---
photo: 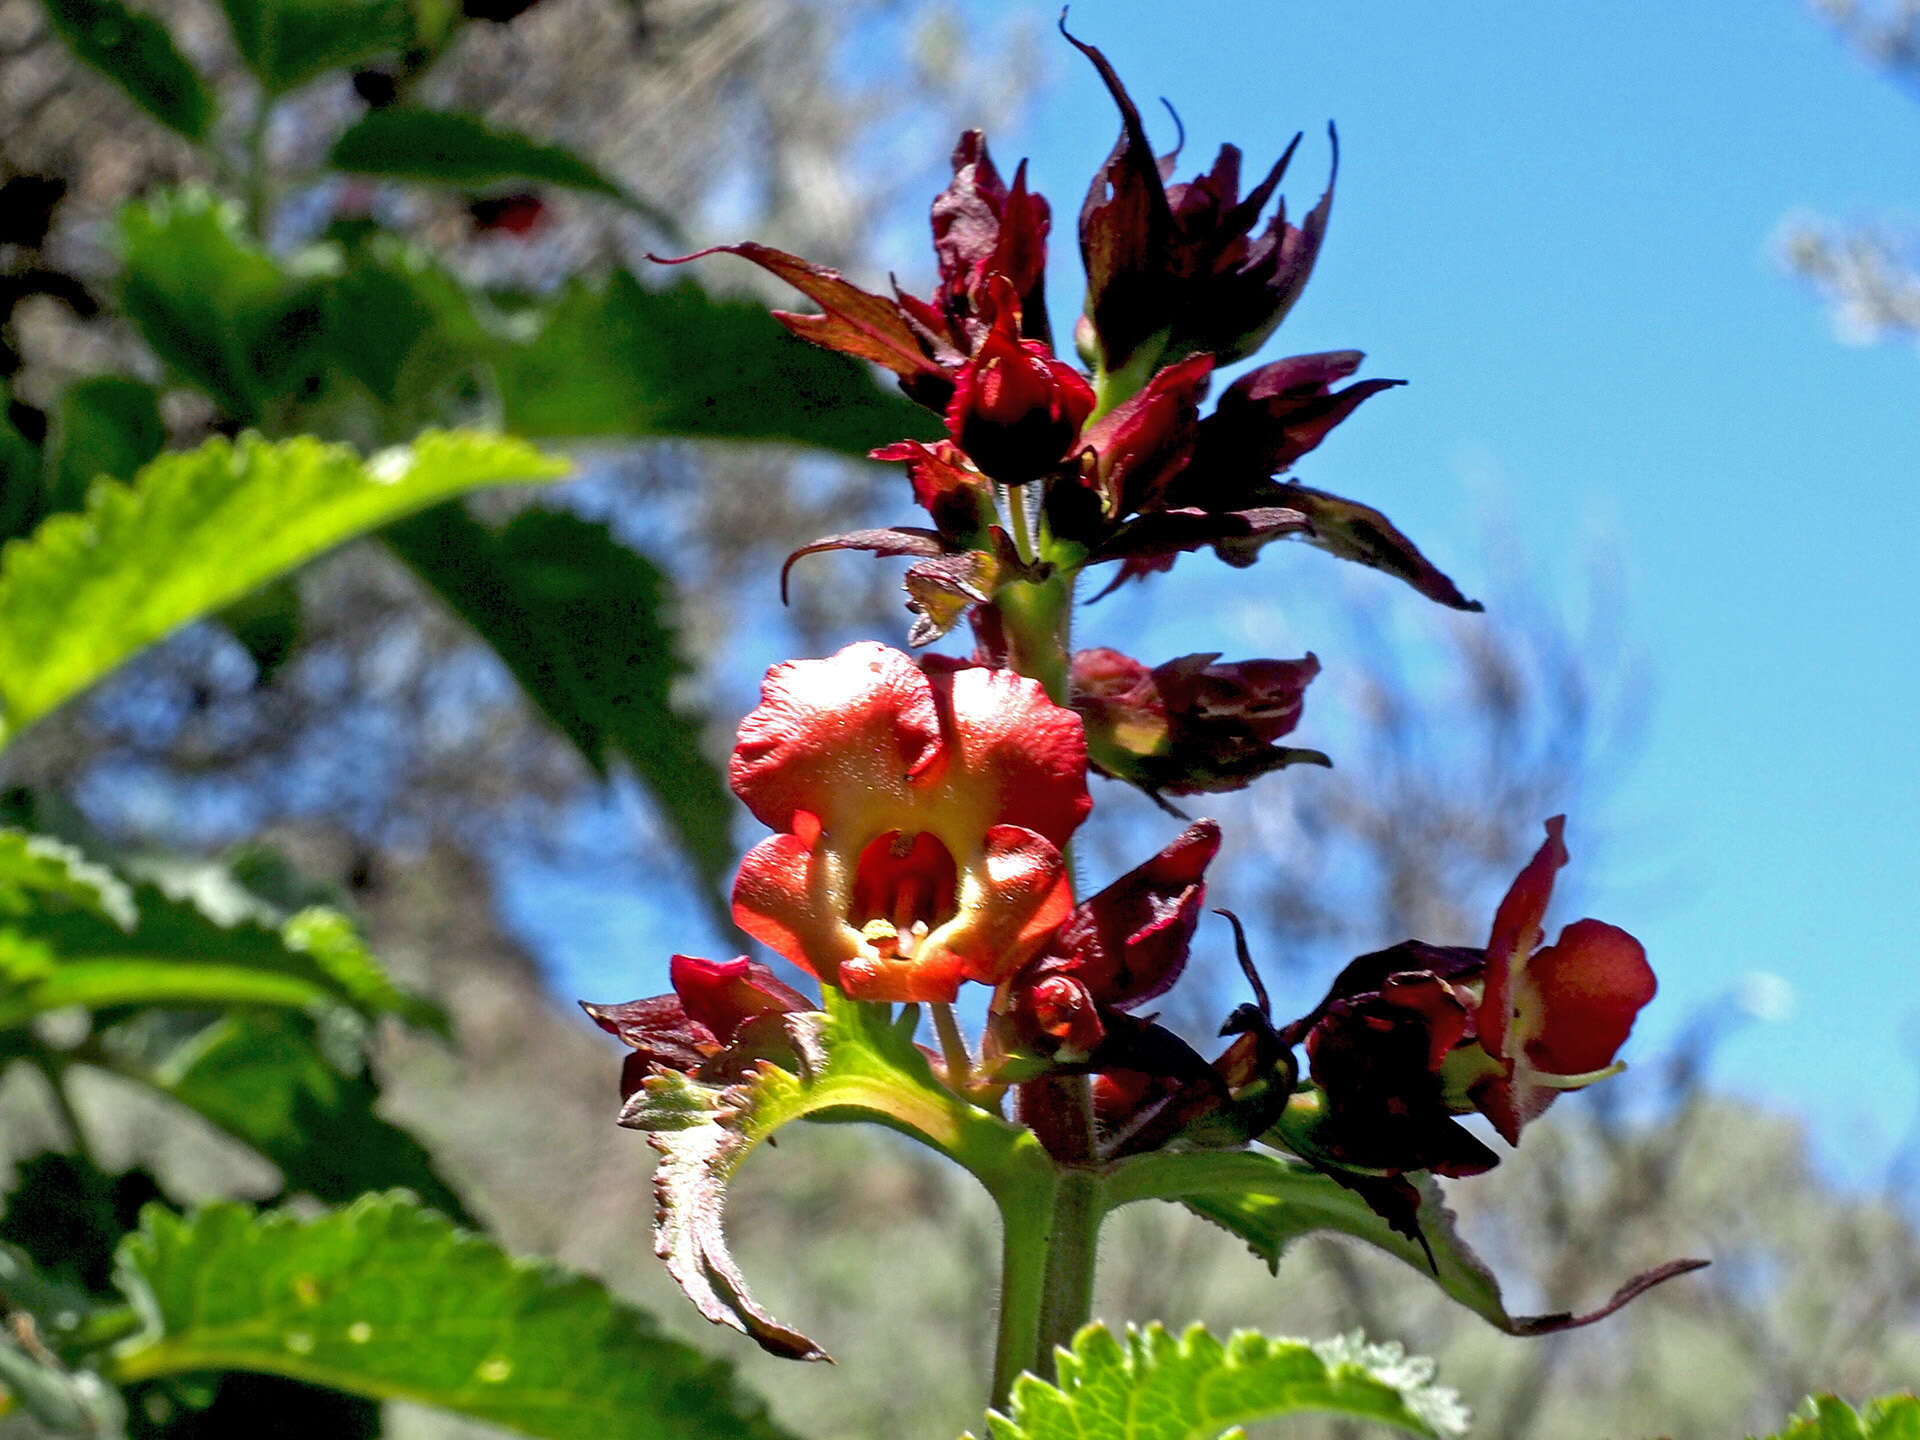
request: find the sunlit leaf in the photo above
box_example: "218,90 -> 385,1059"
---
37,0 -> 215,137
0,841 -> 438,1031
0,827 -> 136,930
1754,1394 -> 1920,1440
968,1322 -> 1467,1440
106,1193 -> 798,1440
0,429 -> 566,748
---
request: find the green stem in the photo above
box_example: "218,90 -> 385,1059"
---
1033,1169 -> 1103,1373
244,95 -> 273,238
990,1180 -> 1052,1408
1006,483 -> 1039,565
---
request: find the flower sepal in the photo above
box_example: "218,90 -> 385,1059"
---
622,988 -> 1052,1361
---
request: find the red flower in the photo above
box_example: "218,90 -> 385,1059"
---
946,288 -> 1096,486
582,954 -> 812,1099
729,643 -> 1090,1003
1072,647 -> 1327,798
1473,816 -> 1657,1142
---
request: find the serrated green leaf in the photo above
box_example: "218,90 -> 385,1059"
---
0,828 -> 136,930
106,1193 -> 797,1440
135,1011 -> 469,1220
0,873 -> 425,1031
625,992 -> 1047,1363
496,272 -> 941,456
119,191 -> 332,421
217,0 -> 411,92
1755,1394 -> 1920,1440
385,505 -> 733,911
329,109 -> 622,197
0,429 -> 566,748
38,0 -> 215,137
47,375 -> 166,514
1110,1148 -> 1703,1339
967,1322 -> 1467,1440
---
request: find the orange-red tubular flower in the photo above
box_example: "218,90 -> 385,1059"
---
1473,816 -> 1658,1143
729,642 -> 1091,1003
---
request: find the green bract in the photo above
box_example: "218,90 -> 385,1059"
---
0,430 -> 567,750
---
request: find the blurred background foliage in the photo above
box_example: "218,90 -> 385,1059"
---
0,0 -> 1917,1436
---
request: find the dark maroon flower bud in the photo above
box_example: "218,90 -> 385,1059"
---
581,954 -> 811,1098
945,287 -> 1095,486
1290,952 -> 1497,1175
1073,647 -> 1327,798
1183,351 -> 1404,499
1159,131 -> 1337,365
870,439 -> 994,541
468,193 -> 548,237
994,821 -> 1219,1070
931,131 -> 1053,349
1064,24 -> 1173,373
1064,24 -> 1339,371
1070,354 -> 1212,521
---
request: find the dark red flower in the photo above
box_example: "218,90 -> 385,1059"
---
1473,817 -> 1658,1143
582,954 -> 812,1099
945,289 -> 1096,486
729,643 -> 1089,1002
995,821 -> 1220,1063
1183,351 -> 1404,499
931,130 -> 1053,349
1290,942 -> 1500,1179
1065,354 -> 1213,523
1064,23 -> 1340,370
1072,647 -> 1328,798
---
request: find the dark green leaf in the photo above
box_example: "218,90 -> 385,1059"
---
219,576 -> 304,683
496,272 -> 941,457
0,1153 -> 164,1295
119,192 -> 328,421
47,375 -> 166,514
0,429 -> 566,748
38,0 -> 214,137
1134,1150 -> 1705,1337
139,1011 -> 469,1220
385,505 -> 733,909
107,1193 -> 799,1440
0,399 -> 44,542
217,0 -> 411,93
969,1322 -> 1467,1440
329,108 -> 620,197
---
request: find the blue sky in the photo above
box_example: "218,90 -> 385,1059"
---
513,3 -> 1920,1185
